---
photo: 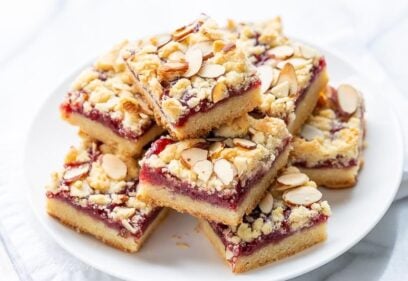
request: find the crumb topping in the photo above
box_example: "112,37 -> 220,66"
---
125,16 -> 259,124
211,166 -> 330,260
142,114 -> 290,194
63,40 -> 155,139
227,17 -> 324,123
46,134 -> 156,236
291,85 -> 365,167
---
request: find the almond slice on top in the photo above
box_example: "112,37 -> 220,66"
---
277,173 -> 309,187
214,159 -> 235,185
277,63 -> 298,96
155,33 -> 172,48
209,141 -> 225,156
212,82 -> 228,103
102,154 -> 128,180
283,186 -> 322,206
198,64 -> 226,78
299,45 -> 318,59
192,160 -> 213,182
232,138 -> 257,149
183,48 -> 203,77
172,24 -> 195,41
191,41 -> 213,60
300,124 -> 323,141
267,45 -> 294,59
257,65 -> 274,94
180,147 -> 208,168
258,192 -> 274,214
63,163 -> 91,182
337,84 -> 359,114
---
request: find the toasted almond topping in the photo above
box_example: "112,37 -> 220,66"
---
277,63 -> 298,96
283,186 -> 322,206
278,58 -> 310,69
155,33 -> 172,48
270,81 -> 289,97
180,148 -> 208,168
275,184 -> 298,191
267,45 -> 294,59
158,61 -> 188,80
172,24 -> 195,41
257,65 -> 274,94
183,48 -> 203,77
211,82 -> 228,103
259,192 -> 274,214
214,159 -> 235,185
168,51 -> 185,61
191,41 -> 213,60
232,138 -> 256,149
208,141 -> 225,156
192,160 -> 213,182
102,154 -> 127,180
63,163 -> 90,182
222,43 -> 236,53
198,64 -> 225,78
300,124 -> 323,140
337,84 -> 359,114
277,173 -> 309,187
299,45 -> 318,59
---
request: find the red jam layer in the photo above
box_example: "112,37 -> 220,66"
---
160,78 -> 261,127
60,94 -> 155,141
292,156 -> 359,169
46,182 -> 162,239
210,207 -> 328,258
140,137 -> 291,210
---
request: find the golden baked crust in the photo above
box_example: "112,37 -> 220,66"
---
125,16 -> 261,139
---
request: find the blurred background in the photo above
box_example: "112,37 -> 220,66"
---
0,0 -> 407,280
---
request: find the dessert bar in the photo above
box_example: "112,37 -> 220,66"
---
60,40 -> 163,156
291,84 -> 365,188
200,166 -> 331,273
46,134 -> 168,252
137,114 -> 291,225
125,16 -> 261,140
228,17 -> 329,133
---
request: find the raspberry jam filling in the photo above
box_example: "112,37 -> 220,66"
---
160,78 -> 261,127
46,182 -> 162,239
140,137 -> 291,210
210,207 -> 328,258
60,95 -> 155,141
292,156 -> 359,169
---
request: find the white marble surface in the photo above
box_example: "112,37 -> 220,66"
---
0,0 -> 407,280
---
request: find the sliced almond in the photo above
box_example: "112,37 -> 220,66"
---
168,51 -> 185,61
191,41 -> 213,60
222,43 -> 236,53
275,184 -> 298,191
192,160 -> 213,182
183,48 -> 203,77
270,81 -> 289,98
283,186 -> 322,206
214,159 -> 235,185
257,65 -> 274,94
211,82 -> 228,103
299,45 -> 318,59
102,154 -> 127,180
278,58 -> 310,69
267,45 -> 294,59
180,148 -> 208,168
277,63 -> 298,96
63,163 -> 90,182
198,64 -> 225,78
209,141 -> 225,156
155,33 -> 172,48
277,173 -> 309,187
172,24 -> 195,41
158,61 -> 188,80
300,124 -> 323,141
232,138 -> 257,149
337,84 -> 359,114
258,192 -> 274,214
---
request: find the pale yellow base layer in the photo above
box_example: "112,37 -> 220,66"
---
288,68 -> 329,134
199,220 -> 327,273
46,197 -> 168,252
137,145 -> 290,226
136,77 -> 261,140
62,112 -> 164,156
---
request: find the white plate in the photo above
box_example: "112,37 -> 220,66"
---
24,44 -> 404,281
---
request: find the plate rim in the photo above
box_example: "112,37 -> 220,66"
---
23,42 -> 405,281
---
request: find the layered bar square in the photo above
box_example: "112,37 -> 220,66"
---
291,84 -> 365,188
125,16 -> 261,140
137,114 -> 291,225
46,134 -> 168,252
60,40 -> 163,156
228,17 -> 329,133
200,166 -> 331,273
